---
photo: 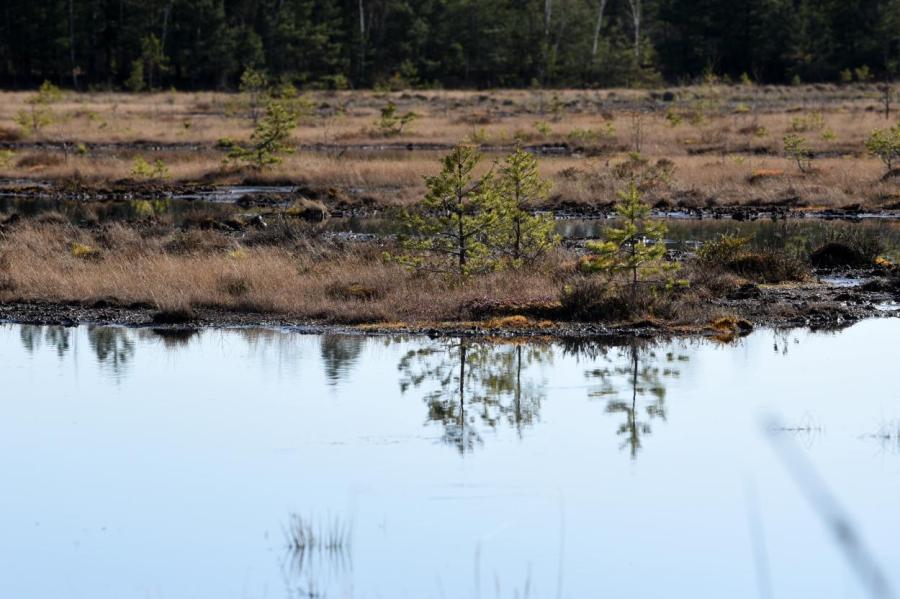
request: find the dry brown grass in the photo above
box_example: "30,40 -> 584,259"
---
0,85 -> 897,211
0,222 -> 567,324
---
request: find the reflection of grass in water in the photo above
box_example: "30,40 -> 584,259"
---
286,514 -> 351,553
283,514 -> 353,597
766,413 -> 824,449
862,419 -> 900,453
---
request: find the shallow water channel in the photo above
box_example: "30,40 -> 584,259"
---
2,320 -> 900,598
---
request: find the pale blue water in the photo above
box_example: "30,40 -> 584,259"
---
1,320 -> 899,598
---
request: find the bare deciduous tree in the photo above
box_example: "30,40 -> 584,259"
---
626,0 -> 642,60
591,0 -> 608,63
544,0 -> 553,40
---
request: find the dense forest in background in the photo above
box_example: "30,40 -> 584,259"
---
1,0 -> 899,90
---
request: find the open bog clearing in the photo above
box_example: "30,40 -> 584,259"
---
1,319 -> 899,598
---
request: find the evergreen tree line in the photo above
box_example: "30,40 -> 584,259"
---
1,0 -> 899,90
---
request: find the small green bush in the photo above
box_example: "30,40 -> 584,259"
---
0,149 -> 15,168
376,101 -> 418,136
783,133 -> 813,173
696,233 -> 807,283
130,156 -> 169,179
696,233 -> 752,266
559,277 -> 632,321
223,99 -> 298,170
789,111 -> 824,133
865,124 -> 900,174
725,251 -> 807,283
15,81 -> 62,135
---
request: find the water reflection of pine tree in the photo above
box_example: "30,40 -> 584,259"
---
397,340 -> 550,453
319,335 -> 364,385
584,340 -> 684,459
87,326 -> 135,377
19,324 -> 71,357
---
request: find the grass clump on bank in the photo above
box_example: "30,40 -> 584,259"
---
0,145 -> 890,333
696,233 -> 808,283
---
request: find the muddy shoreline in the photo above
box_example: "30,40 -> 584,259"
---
0,138 -> 864,160
2,177 -> 899,221
2,275 -> 896,340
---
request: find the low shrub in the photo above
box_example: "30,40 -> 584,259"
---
812,228 -> 882,267
71,242 -> 101,260
151,305 -> 195,324
559,277 -> 632,322
0,252 -> 14,292
747,168 -> 785,184
15,152 -> 64,169
0,126 -> 22,142
485,315 -> 537,329
285,199 -> 329,221
725,251 -> 807,283
35,211 -> 70,225
217,274 -> 251,297
696,233 -> 807,283
695,233 -> 752,266
325,281 -> 382,301
709,315 -> 754,341
809,242 -> 869,268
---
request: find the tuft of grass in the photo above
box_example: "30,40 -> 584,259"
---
725,251 -> 808,283
285,198 -> 329,221
285,514 -> 351,554
217,273 -> 251,297
151,305 -> 195,324
695,234 -> 808,283
325,281 -> 382,301
709,315 -> 754,341
71,242 -> 100,260
485,314 -> 533,328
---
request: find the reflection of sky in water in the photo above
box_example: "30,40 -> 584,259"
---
0,320 -> 899,598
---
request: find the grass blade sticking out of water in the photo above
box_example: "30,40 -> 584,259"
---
764,416 -> 895,599
283,512 -> 353,591
862,419 -> 900,454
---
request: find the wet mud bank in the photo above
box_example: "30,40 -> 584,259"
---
2,177 -> 900,222
1,274 -> 896,340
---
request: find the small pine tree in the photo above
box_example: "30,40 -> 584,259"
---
865,124 -> 900,174
15,81 -> 62,136
377,101 -> 418,136
224,99 -> 298,170
239,68 -> 268,126
495,147 -> 559,266
125,60 -> 145,92
580,181 -> 676,304
131,156 -> 169,179
395,145 -> 500,276
139,34 -> 168,90
783,133 -> 813,173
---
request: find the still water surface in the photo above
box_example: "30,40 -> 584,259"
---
1,320 -> 899,598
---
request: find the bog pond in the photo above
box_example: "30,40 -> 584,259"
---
1,320 -> 899,598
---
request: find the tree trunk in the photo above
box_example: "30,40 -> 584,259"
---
513,179 -> 522,260
458,342 -> 467,427
552,0 -> 568,61
591,0 -> 608,62
544,0 -> 553,40
161,0 -> 174,54
458,211 -> 466,272
514,217 -> 521,261
68,0 -> 77,89
627,0 -> 641,60
357,0 -> 366,82
514,345 -> 522,428
630,239 -> 637,306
